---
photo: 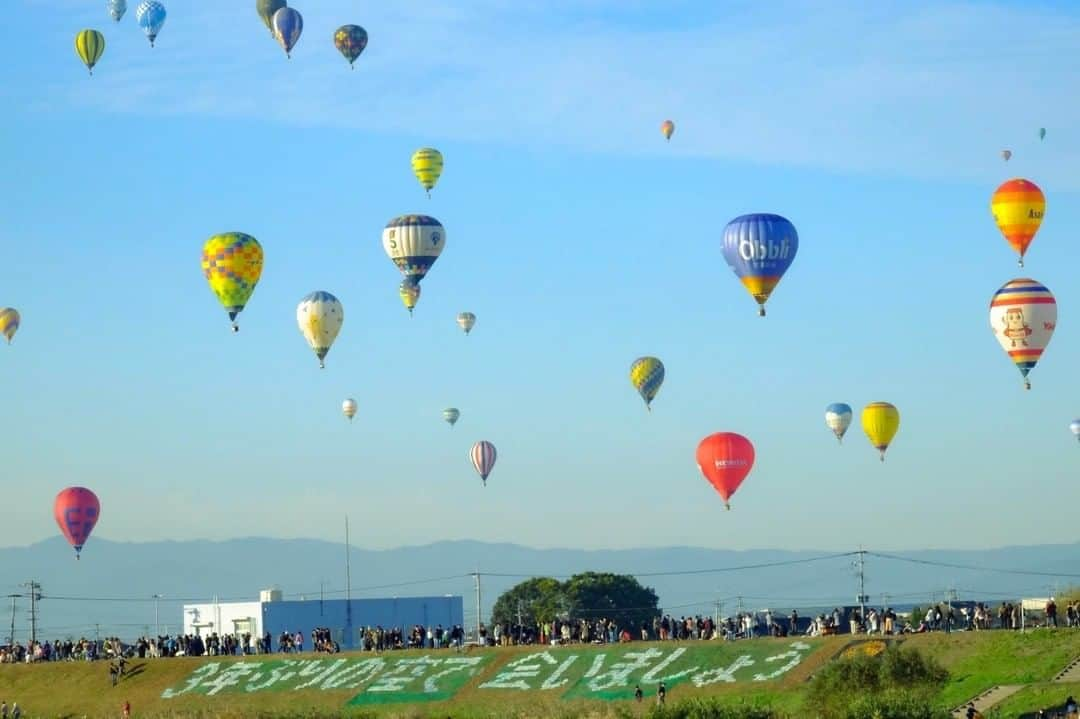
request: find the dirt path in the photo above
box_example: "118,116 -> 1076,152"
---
951,685 -> 1024,717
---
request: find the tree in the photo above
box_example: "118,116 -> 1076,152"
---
490,577 -> 563,627
563,572 -> 659,630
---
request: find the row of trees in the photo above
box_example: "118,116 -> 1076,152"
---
490,573 -> 660,629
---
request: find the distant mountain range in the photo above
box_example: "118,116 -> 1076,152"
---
2,537 -> 1076,641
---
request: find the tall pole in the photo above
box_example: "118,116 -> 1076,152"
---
153,594 -> 162,636
23,581 -> 41,644
474,570 -> 482,643
344,516 -> 353,647
857,550 -> 867,630
7,594 -> 16,646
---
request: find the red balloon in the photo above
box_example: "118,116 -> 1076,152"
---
696,432 -> 755,510
53,487 -> 101,559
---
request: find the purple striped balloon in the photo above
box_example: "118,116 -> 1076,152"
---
470,441 -> 497,486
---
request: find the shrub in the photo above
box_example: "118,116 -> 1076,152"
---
806,645 -> 949,717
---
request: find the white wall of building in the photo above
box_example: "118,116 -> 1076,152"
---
182,601 -> 262,638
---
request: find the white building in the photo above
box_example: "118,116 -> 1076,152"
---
182,588 -> 279,638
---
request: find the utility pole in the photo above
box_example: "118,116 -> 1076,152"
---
22,581 -> 41,644
855,550 -> 867,628
152,594 -> 163,637
473,570 -> 482,644
6,594 -> 17,646
344,516 -> 353,647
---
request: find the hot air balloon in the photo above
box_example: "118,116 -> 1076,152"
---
297,291 -> 343,369
54,487 -> 100,560
629,357 -> 665,412
107,0 -> 127,22
989,278 -> 1056,390
342,398 -> 357,422
721,213 -> 798,316
334,25 -> 367,68
661,120 -> 675,141
457,312 -> 476,335
257,0 -> 286,34
75,29 -> 105,75
443,408 -> 460,427
201,232 -> 263,332
861,402 -> 899,462
696,433 -> 754,510
273,7 -> 303,57
135,1 -> 166,47
411,149 -> 444,198
1001,150 -> 1012,162
399,278 -> 421,316
1070,419 -> 1080,442
382,215 -> 445,282
470,441 -> 497,486
0,308 -> 20,344
824,403 -> 853,443
1039,128 -> 1047,141
991,179 -> 1044,267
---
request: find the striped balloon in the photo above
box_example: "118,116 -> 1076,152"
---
411,148 -> 444,197
75,29 -> 106,75
629,357 -> 665,411
989,278 -> 1056,390
470,441 -> 497,486
272,7 -> 303,57
991,179 -> 1044,267
0,308 -> 20,344
443,408 -> 460,427
107,0 -> 127,22
382,215 -> 445,281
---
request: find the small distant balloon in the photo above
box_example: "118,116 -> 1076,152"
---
989,278 -> 1056,390
342,398 -> 357,422
457,312 -> 476,335
1070,419 -> 1080,442
696,432 -> 755,510
824,403 -> 853,443
399,278 -> 421,316
273,7 -> 303,57
661,120 -> 675,141
334,25 -> 368,68
0,308 -> 20,344
296,291 -> 343,369
75,29 -> 106,75
629,357 -> 665,412
1001,150 -> 1012,162
107,0 -> 127,22
991,178 -> 1044,267
256,0 -> 286,34
443,408 -> 460,427
861,402 -> 900,462
411,148 -> 444,198
54,487 -> 101,560
135,1 -> 166,47
1039,128 -> 1046,141
471,441 -> 497,486
721,213 -> 798,316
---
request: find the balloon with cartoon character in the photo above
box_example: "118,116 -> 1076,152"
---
989,278 -> 1056,390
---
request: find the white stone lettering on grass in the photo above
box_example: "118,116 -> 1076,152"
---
201,663 -> 260,696
320,659 -> 386,690
293,659 -> 349,690
366,656 -> 441,693
244,660 -> 300,692
480,651 -> 560,690
583,654 -> 606,679
540,656 -> 580,690
752,642 -> 811,682
641,648 -> 698,684
161,662 -> 220,698
690,655 -> 756,687
587,648 -> 667,691
423,657 -> 485,694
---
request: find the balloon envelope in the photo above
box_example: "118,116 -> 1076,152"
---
342,398 -> 357,421
382,215 -> 445,281
825,403 -> 853,443
107,0 -> 127,22
0,308 -> 20,344
629,357 -> 665,411
457,312 -> 476,335
1001,150 -> 1012,161
1070,419 -> 1080,441
443,408 -> 460,427
471,441 -> 497,485
861,402 -> 899,461
696,433 -> 755,509
661,120 -> 675,141
989,278 -> 1056,389
75,29 -> 106,74
334,25 -> 368,66
201,232 -> 263,331
135,1 -> 166,46
54,487 -> 101,558
411,148 -> 444,196
273,7 -> 303,56
297,291 -> 344,368
721,213 -> 798,316
991,179 -> 1044,266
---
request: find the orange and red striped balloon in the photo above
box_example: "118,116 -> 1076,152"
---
990,179 -> 1044,267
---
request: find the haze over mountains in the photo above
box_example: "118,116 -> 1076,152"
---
2,537 -> 1076,641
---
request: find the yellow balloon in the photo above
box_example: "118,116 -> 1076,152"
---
411,148 -> 443,197
75,29 -> 106,75
201,233 -> 264,332
861,402 -> 900,462
0,308 -> 20,344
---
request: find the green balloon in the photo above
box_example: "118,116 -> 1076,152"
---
256,0 -> 287,33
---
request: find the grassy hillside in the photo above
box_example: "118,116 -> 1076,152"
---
1,631 -> 1079,718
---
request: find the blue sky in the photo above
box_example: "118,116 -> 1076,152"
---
1,0 -> 1077,553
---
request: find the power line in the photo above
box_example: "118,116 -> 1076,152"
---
867,551 -> 1080,579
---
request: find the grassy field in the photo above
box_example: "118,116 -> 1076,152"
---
1,631 -> 1079,717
